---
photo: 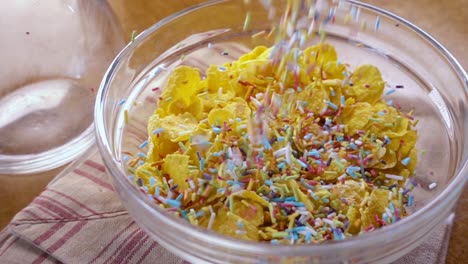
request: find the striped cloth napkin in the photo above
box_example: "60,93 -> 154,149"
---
0,148 -> 451,264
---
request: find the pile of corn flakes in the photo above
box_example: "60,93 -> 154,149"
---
130,43 -> 418,244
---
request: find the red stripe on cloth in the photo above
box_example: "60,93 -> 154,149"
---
122,234 -> 150,264
34,222 -> 66,244
0,234 -> 10,249
73,169 -> 114,191
88,221 -> 135,263
22,209 -> 45,220
33,206 -> 62,220
84,160 -> 107,173
33,198 -> 76,219
46,221 -> 87,253
32,252 -> 50,264
47,189 -> 98,215
41,195 -> 84,217
135,241 -> 158,264
102,227 -> 141,264
0,237 -> 18,257
110,230 -> 146,264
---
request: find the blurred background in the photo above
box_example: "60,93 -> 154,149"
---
0,0 -> 466,262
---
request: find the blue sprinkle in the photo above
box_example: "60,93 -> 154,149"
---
336,136 -> 344,142
152,128 -> 165,134
387,100 -> 394,106
155,187 -> 160,197
277,162 -> 286,169
196,210 -> 205,218
340,95 -> 346,106
207,42 -> 213,48
263,137 -> 272,150
325,118 -> 332,126
346,166 -> 360,178
200,159 -> 205,171
123,155 -> 130,161
217,188 -> 225,193
349,143 -> 357,150
377,111 -> 386,116
138,160 -> 144,166
305,232 -> 312,243
181,210 -> 187,219
401,157 -> 411,166
385,89 -> 396,95
303,182 -> 315,190
324,100 -> 338,110
277,136 -> 285,142
308,149 -> 320,158
271,239 -> 280,245
212,126 -> 222,134
375,16 -> 381,32
293,232 -> 299,241
408,195 -> 414,207
292,226 -> 306,232
209,168 -> 218,173
139,140 -> 149,149
389,203 -> 395,212
176,193 -> 183,201
137,152 -> 147,159
166,199 -> 181,208
297,159 -> 308,169
118,99 -> 126,105
304,133 -> 313,141
265,180 -> 273,186
149,177 -> 156,185
285,197 -> 296,201
218,66 -> 227,72
383,213 -> 389,223
128,175 -> 134,181
330,88 -> 336,97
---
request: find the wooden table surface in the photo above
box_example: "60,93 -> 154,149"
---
1,0 -> 466,263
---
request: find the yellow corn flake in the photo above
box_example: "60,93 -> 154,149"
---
158,66 -> 203,116
233,199 -> 264,226
360,189 -> 389,230
224,98 -> 252,120
331,180 -> 366,214
346,65 -> 385,104
211,208 -> 259,241
346,206 -> 361,235
208,108 -> 235,126
236,190 -> 270,208
148,112 -> 198,143
162,154 -> 190,191
341,102 -> 373,134
399,130 -> 417,157
303,43 -> 338,67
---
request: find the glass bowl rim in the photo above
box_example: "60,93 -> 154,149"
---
95,0 -> 468,255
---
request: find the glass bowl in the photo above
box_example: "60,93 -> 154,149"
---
0,0 -> 124,174
95,0 -> 467,263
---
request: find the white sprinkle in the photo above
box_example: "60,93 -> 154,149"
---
250,96 -> 262,108
428,182 -> 437,189
385,174 -> 404,181
322,218 -> 335,228
207,212 -> 216,230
